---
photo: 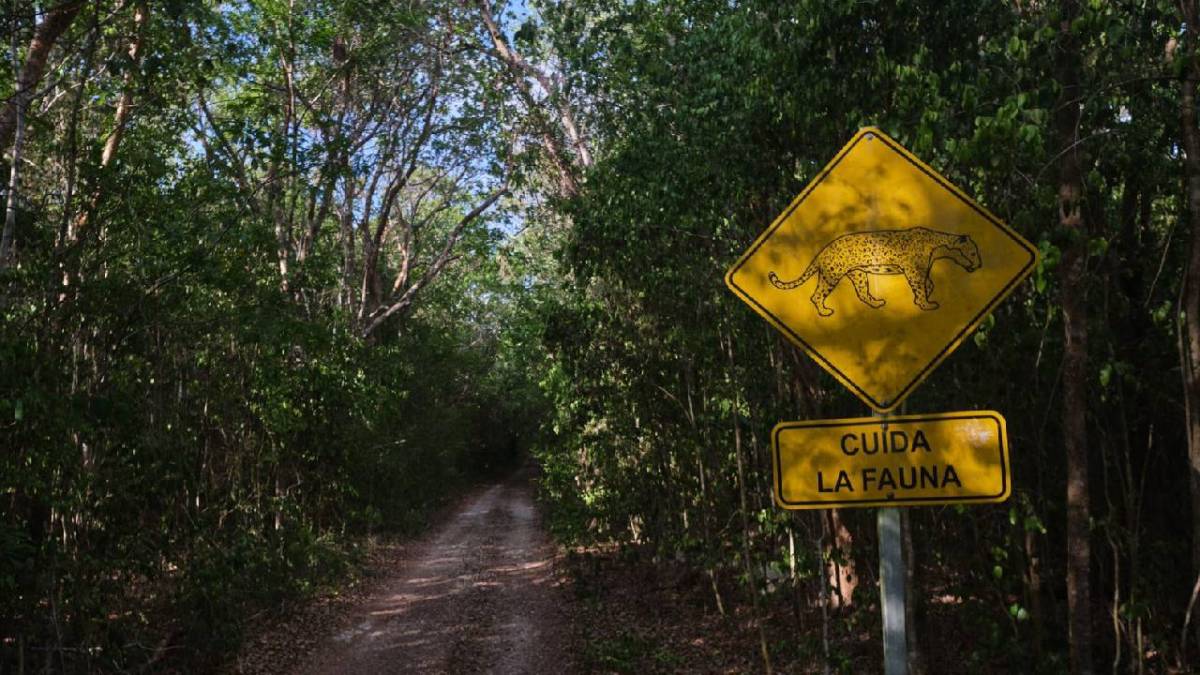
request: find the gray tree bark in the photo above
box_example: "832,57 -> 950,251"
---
1053,2 -> 1093,672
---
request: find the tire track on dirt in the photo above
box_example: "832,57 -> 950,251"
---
294,470 -> 575,674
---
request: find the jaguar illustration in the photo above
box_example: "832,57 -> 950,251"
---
768,227 -> 982,317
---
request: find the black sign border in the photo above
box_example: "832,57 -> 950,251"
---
726,128 -> 1038,411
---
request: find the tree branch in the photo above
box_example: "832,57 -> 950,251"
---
360,184 -> 508,337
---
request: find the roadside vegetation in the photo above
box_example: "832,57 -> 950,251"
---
3,1 -> 1200,673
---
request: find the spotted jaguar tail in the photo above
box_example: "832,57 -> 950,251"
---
769,260 -> 817,290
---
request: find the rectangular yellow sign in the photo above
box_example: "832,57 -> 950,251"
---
772,411 -> 1010,509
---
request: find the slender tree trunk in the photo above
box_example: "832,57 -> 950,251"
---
68,2 -> 147,244
825,508 -> 857,608
1178,3 -> 1200,645
54,19 -> 97,254
1054,2 -> 1093,672
725,329 -> 773,674
1,7 -> 27,269
901,510 -> 926,674
0,1 -> 83,155
816,521 -> 832,675
1026,527 -> 1045,662
473,0 -> 590,196
269,0 -> 298,294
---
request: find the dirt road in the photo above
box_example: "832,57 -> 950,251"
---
295,472 -> 576,674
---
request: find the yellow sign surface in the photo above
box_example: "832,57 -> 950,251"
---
725,128 -> 1037,412
772,411 -> 1010,509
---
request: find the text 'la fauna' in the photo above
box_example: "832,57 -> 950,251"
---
817,428 -> 962,494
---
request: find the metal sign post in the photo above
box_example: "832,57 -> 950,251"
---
875,410 -> 907,675
878,506 -> 907,674
725,127 -> 1034,674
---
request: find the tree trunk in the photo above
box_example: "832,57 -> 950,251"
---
68,2 -> 147,245
1025,527 -> 1045,662
901,510 -> 926,674
825,508 -> 857,608
473,0 -> 590,196
1178,2 -> 1200,646
1,11 -> 28,269
1054,2 -> 1093,672
724,329 -> 773,675
816,518 -> 832,675
0,1 -> 83,155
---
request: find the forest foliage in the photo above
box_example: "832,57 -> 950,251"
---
0,1 -> 541,670
2,0 -> 1200,673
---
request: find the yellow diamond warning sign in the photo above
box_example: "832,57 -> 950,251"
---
772,411 -> 1010,509
725,128 -> 1037,412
